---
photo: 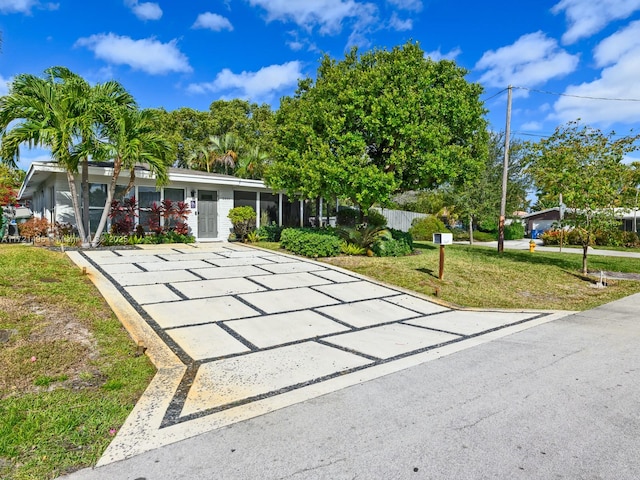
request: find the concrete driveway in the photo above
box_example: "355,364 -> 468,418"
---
67,243 -> 572,466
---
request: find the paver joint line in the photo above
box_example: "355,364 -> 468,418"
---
68,244 -> 575,466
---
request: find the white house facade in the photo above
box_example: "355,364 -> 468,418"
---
18,162 -> 309,241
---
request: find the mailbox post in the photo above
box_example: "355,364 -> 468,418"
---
432,233 -> 453,280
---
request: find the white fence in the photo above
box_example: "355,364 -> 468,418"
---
371,207 -> 428,232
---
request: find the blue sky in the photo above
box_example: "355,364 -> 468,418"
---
2,0 -> 640,170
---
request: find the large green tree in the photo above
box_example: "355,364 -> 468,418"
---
526,121 -> 639,274
266,41 -> 488,213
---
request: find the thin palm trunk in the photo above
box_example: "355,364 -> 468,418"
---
66,170 -> 88,243
91,158 -> 123,247
468,214 -> 474,245
81,157 -> 90,241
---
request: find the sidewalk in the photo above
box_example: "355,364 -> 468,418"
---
62,291 -> 640,479
463,239 -> 640,258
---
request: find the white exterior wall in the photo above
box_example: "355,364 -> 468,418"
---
217,187 -> 234,241
54,176 -> 74,225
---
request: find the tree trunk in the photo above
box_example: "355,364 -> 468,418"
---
81,157 -> 90,242
582,244 -> 589,275
315,197 -> 321,228
91,159 -> 123,247
468,215 -> 474,245
66,170 -> 88,245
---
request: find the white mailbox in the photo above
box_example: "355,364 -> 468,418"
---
432,232 -> 453,245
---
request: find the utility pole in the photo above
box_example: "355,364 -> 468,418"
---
498,85 -> 512,253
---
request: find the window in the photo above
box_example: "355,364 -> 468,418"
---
260,193 -> 279,225
234,191 -> 256,210
87,183 -> 107,233
138,186 -> 161,231
164,188 -> 184,203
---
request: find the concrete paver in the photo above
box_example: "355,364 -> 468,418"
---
65,243 -> 574,470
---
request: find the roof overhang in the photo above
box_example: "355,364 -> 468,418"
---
18,162 -> 272,200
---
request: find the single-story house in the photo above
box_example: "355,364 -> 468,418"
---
523,206 -> 640,238
522,208 -> 561,237
18,162 -> 312,241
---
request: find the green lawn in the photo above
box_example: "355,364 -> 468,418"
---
316,242 -> 640,311
0,245 -> 155,480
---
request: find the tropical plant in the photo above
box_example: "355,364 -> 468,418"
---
228,206 -> 256,241
246,230 -> 263,243
88,107 -> 170,245
340,241 -> 367,255
188,133 -> 242,175
336,225 -> 391,250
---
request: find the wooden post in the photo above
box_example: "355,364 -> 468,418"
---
439,244 -> 445,280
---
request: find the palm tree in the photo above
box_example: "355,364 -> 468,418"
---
187,133 -> 242,175
0,69 -> 91,242
236,145 -> 270,179
88,107 -> 170,246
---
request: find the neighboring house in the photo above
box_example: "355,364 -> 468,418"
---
522,208 -> 561,237
18,162 -> 308,241
523,206 -> 640,238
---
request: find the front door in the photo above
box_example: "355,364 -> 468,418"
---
197,190 -> 218,239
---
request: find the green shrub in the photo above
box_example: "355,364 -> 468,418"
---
473,231 -> 498,242
256,222 -> 283,242
366,210 -> 387,228
280,228 -> 342,257
336,207 -> 359,227
340,242 -> 366,255
228,206 -> 256,241
408,216 -> 448,241
504,222 -> 525,240
372,238 -> 412,257
478,218 -> 498,233
389,228 -> 413,250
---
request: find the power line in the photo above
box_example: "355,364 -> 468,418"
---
482,88 -> 508,102
514,86 -> 640,102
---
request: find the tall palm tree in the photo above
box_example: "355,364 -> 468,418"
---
44,67 -> 137,240
88,107 -> 170,246
0,69 -> 91,242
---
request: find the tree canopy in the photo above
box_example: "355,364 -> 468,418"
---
266,41 -> 488,212
150,99 -> 274,175
525,120 -> 640,273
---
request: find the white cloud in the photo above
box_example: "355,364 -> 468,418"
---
192,12 -> 233,31
75,33 -> 192,75
0,0 -> 57,14
125,0 -> 162,20
0,0 -> 35,13
389,12 -> 412,31
386,0 -> 422,11
520,121 -> 543,131
593,19 -> 640,67
475,31 -> 579,88
424,46 -> 461,61
247,0 -> 377,36
187,61 -> 303,102
551,22 -> 640,126
552,0 -> 640,44
0,74 -> 11,95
